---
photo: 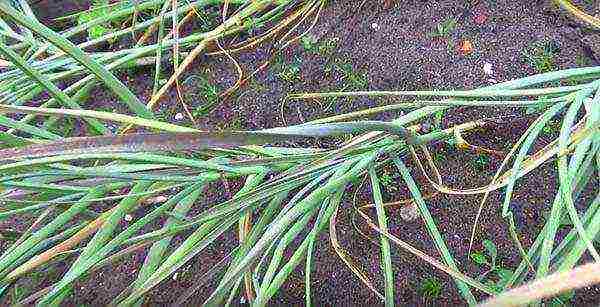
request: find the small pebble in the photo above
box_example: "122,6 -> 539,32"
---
371,22 -> 380,31
173,272 -> 178,280
483,62 -> 494,75
174,113 -> 184,121
400,203 -> 420,222
124,214 -> 133,222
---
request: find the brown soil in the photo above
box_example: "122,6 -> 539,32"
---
2,0 -> 600,306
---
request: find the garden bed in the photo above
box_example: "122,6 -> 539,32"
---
1,0 -> 599,305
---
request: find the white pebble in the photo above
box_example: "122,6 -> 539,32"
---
400,203 -> 420,222
124,214 -> 133,222
371,22 -> 380,31
174,112 -> 184,121
483,62 -> 494,75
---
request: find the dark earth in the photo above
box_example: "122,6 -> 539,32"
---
2,0 -> 600,305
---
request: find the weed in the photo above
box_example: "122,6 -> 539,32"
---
317,38 -> 339,56
471,239 -> 512,292
419,277 -> 443,299
301,35 -> 339,57
183,74 -> 220,117
300,35 -> 318,52
11,283 -> 25,303
78,0 -> 112,40
575,54 -> 592,67
522,40 -> 560,73
433,109 -> 445,130
428,17 -> 457,39
275,55 -> 302,83
379,171 -> 399,192
337,61 -> 368,89
433,153 -> 446,163
78,0 -> 136,41
473,154 -> 490,170
542,120 -> 558,134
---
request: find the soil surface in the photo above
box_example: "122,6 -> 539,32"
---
2,0 -> 600,306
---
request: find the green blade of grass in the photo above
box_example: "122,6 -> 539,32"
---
556,90 -> 599,262
38,180 -> 159,304
120,214 -> 238,305
0,41 -> 107,135
0,120 -> 415,161
255,200 -> 320,302
0,104 -> 194,133
0,182 -> 126,278
0,193 -> 85,220
0,152 -> 252,174
217,193 -> 289,304
368,165 -> 395,306
556,192 -> 600,272
204,154 -> 373,305
258,191 -> 341,306
393,157 -> 476,304
0,114 -> 61,140
0,3 -> 153,118
507,141 -> 598,287
289,84 -> 593,100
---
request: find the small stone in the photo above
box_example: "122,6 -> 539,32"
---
174,113 -> 184,121
400,203 -> 420,222
459,40 -> 474,55
173,272 -> 178,280
483,62 -> 494,75
371,22 -> 380,31
124,214 -> 133,222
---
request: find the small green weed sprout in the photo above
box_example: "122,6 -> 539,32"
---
419,277 -> 443,299
471,239 -> 512,292
300,35 -> 318,52
575,54 -> 592,67
433,153 -> 445,163
433,109 -> 445,130
275,55 -> 302,83
183,74 -> 220,117
474,154 -> 490,170
542,120 -> 559,135
522,40 -> 560,73
301,35 -> 339,57
78,0 -> 112,40
428,17 -> 457,38
337,61 -> 368,89
78,0 -> 135,41
379,171 -> 398,192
